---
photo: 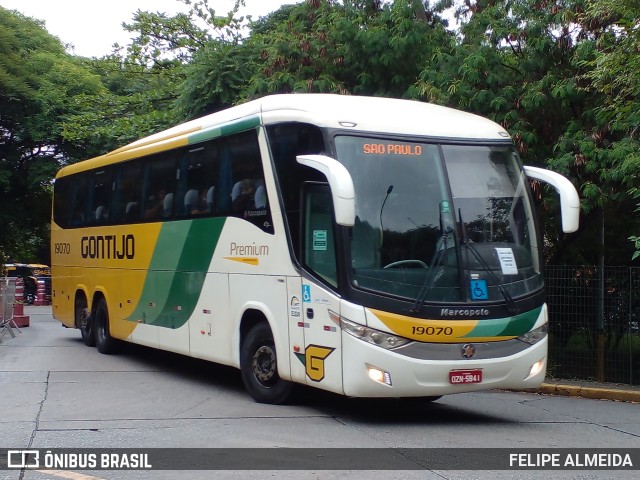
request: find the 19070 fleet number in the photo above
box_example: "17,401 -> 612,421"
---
411,326 -> 453,336
54,242 -> 71,255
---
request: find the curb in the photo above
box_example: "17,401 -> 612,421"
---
530,383 -> 640,403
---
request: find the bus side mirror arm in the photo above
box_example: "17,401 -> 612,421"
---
523,165 -> 580,233
296,154 -> 356,226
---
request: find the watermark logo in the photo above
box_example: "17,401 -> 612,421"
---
8,450 -> 39,469
4,449 -> 152,470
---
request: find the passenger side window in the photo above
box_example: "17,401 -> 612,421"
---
91,170 -> 112,224
54,130 -> 275,229
111,162 -> 142,223
302,183 -> 338,288
53,177 -> 72,228
179,144 -> 218,217
142,155 -> 177,221
223,130 -> 273,234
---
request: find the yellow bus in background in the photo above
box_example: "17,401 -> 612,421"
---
4,263 -> 51,304
51,94 -> 579,404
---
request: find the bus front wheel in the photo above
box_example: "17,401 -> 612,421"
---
76,296 -> 94,347
94,298 -> 118,354
240,323 -> 292,404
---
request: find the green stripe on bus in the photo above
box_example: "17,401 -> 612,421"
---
462,307 -> 541,338
127,217 -> 226,328
188,116 -> 261,145
497,307 -> 541,336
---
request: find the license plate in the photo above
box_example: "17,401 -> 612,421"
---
449,369 -> 483,384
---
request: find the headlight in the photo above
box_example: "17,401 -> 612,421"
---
329,310 -> 411,350
517,323 -> 548,345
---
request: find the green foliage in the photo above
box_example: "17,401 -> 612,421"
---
3,0 -> 640,266
120,0 -> 243,65
60,55 -> 186,157
61,0 -> 251,151
177,42 -> 255,118
580,0 -> 640,260
238,0 -> 451,100
409,0 -> 640,264
0,7 -> 105,262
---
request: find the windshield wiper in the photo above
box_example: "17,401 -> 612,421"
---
458,208 -> 517,315
409,222 -> 453,314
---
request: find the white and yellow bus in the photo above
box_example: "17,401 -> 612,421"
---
51,94 -> 579,404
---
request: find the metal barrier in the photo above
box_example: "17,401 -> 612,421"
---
546,265 -> 640,385
0,277 -> 20,342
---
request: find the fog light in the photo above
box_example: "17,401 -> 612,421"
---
527,358 -> 545,379
367,364 -> 392,386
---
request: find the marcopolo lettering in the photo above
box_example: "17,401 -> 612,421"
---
81,235 -> 135,259
441,308 -> 490,317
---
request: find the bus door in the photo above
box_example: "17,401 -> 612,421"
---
295,183 -> 344,395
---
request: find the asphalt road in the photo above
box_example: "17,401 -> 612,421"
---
1,306 -> 639,480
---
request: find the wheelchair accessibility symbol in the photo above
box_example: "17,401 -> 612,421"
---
302,284 -> 312,303
470,279 -> 488,300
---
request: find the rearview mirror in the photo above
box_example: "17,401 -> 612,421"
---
296,154 -> 355,226
524,165 -> 580,233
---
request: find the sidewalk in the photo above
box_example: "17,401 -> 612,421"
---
534,378 -> 640,403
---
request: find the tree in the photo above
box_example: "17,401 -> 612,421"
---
62,0 -> 251,147
411,0 -> 639,265
581,0 -> 640,259
174,0 -> 264,118
236,0 -> 451,99
60,54 -> 186,158
4,0 -> 639,270
0,7 -> 104,261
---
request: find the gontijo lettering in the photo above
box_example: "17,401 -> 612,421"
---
363,143 -> 423,155
81,234 -> 135,259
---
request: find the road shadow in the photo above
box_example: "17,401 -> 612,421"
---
63,334 -> 511,425
291,386 -> 512,425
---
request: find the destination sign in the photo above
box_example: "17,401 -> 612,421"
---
362,143 -> 423,155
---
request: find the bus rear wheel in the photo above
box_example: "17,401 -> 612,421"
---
94,298 -> 118,354
240,323 -> 292,404
76,296 -> 94,347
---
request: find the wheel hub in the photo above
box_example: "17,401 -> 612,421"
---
252,345 -> 276,384
77,308 -> 89,329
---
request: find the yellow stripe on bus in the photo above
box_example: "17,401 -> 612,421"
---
57,137 -> 189,177
224,257 -> 260,266
368,308 -> 478,343
107,125 -> 202,156
50,222 -> 163,334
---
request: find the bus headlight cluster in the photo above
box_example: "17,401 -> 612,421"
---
517,323 -> 548,345
329,310 -> 411,350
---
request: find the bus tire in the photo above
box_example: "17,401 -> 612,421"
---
240,322 -> 293,404
76,295 -> 94,347
94,298 -> 118,354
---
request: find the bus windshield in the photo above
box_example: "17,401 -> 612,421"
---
334,136 -> 541,304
